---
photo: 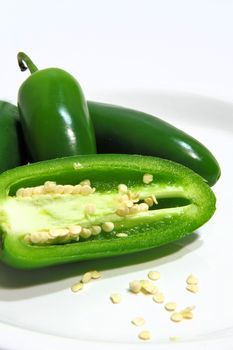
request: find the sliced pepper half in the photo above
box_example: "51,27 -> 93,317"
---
0,154 -> 216,269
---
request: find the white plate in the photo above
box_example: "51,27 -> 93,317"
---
0,91 -> 232,350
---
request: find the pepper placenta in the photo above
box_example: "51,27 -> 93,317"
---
0,101 -> 26,173
17,52 -> 96,161
0,154 -> 215,269
87,101 -> 221,186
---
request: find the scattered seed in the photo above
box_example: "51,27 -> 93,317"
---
71,282 -> 83,293
164,302 -> 176,312
148,271 -> 160,281
138,330 -> 151,341
186,284 -> 199,293
170,312 -> 183,322
153,292 -> 165,303
82,272 -> 92,283
129,280 -> 142,293
169,336 -> 180,342
186,274 -> 198,285
181,310 -> 193,319
143,174 -> 153,184
110,293 -> 122,304
141,280 -> 156,294
102,222 -> 114,233
131,317 -> 145,326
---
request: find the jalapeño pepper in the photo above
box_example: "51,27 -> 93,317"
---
17,52 -> 96,161
0,154 -> 215,269
87,101 -> 221,186
0,101 -> 26,173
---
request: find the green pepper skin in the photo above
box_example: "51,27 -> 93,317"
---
17,52 -> 96,161
0,101 -> 27,173
0,154 -> 215,269
87,101 -> 220,186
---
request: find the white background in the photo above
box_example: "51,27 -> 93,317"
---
0,0 -> 233,104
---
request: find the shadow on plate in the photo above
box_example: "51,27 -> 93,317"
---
0,232 -> 202,301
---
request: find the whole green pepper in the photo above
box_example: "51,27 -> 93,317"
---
17,52 -> 96,161
87,101 -> 221,186
0,154 -> 215,269
0,101 -> 27,173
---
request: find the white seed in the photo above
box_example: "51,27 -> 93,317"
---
63,185 -> 74,194
148,271 -> 160,281
90,270 -> 101,279
116,233 -> 128,238
44,181 -> 57,193
16,188 -> 24,197
186,274 -> 198,285
110,293 -> 122,304
73,184 -> 82,194
131,317 -> 145,326
118,184 -> 128,193
186,284 -> 199,293
82,272 -> 92,283
143,173 -> 153,184
153,292 -> 165,303
80,185 -> 93,195
124,200 -> 134,208
69,225 -> 82,235
91,226 -> 101,235
119,194 -> 129,202
144,197 -> 154,207
71,282 -> 83,293
32,185 -> 44,195
165,302 -> 177,312
129,280 -> 142,293
116,205 -> 129,217
129,204 -> 140,214
80,228 -> 92,239
139,203 -> 149,212
181,310 -> 193,319
138,330 -> 151,341
50,228 -> 69,237
84,204 -> 96,215
30,232 -> 44,244
129,191 -> 140,203
141,280 -> 156,294
170,312 -> 183,322
102,222 -> 114,233
22,188 -> 33,197
80,179 -> 91,186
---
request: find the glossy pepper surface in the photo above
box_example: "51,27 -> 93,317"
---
0,154 -> 215,269
17,52 -> 96,161
0,101 -> 26,173
87,101 -> 220,186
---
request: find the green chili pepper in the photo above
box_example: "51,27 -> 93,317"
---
87,101 -> 220,186
0,101 -> 27,173
0,154 -> 215,269
17,52 -> 96,161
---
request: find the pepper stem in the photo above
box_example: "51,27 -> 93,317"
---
17,52 -> 38,74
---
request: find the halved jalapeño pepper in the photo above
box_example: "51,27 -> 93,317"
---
0,154 -> 216,269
